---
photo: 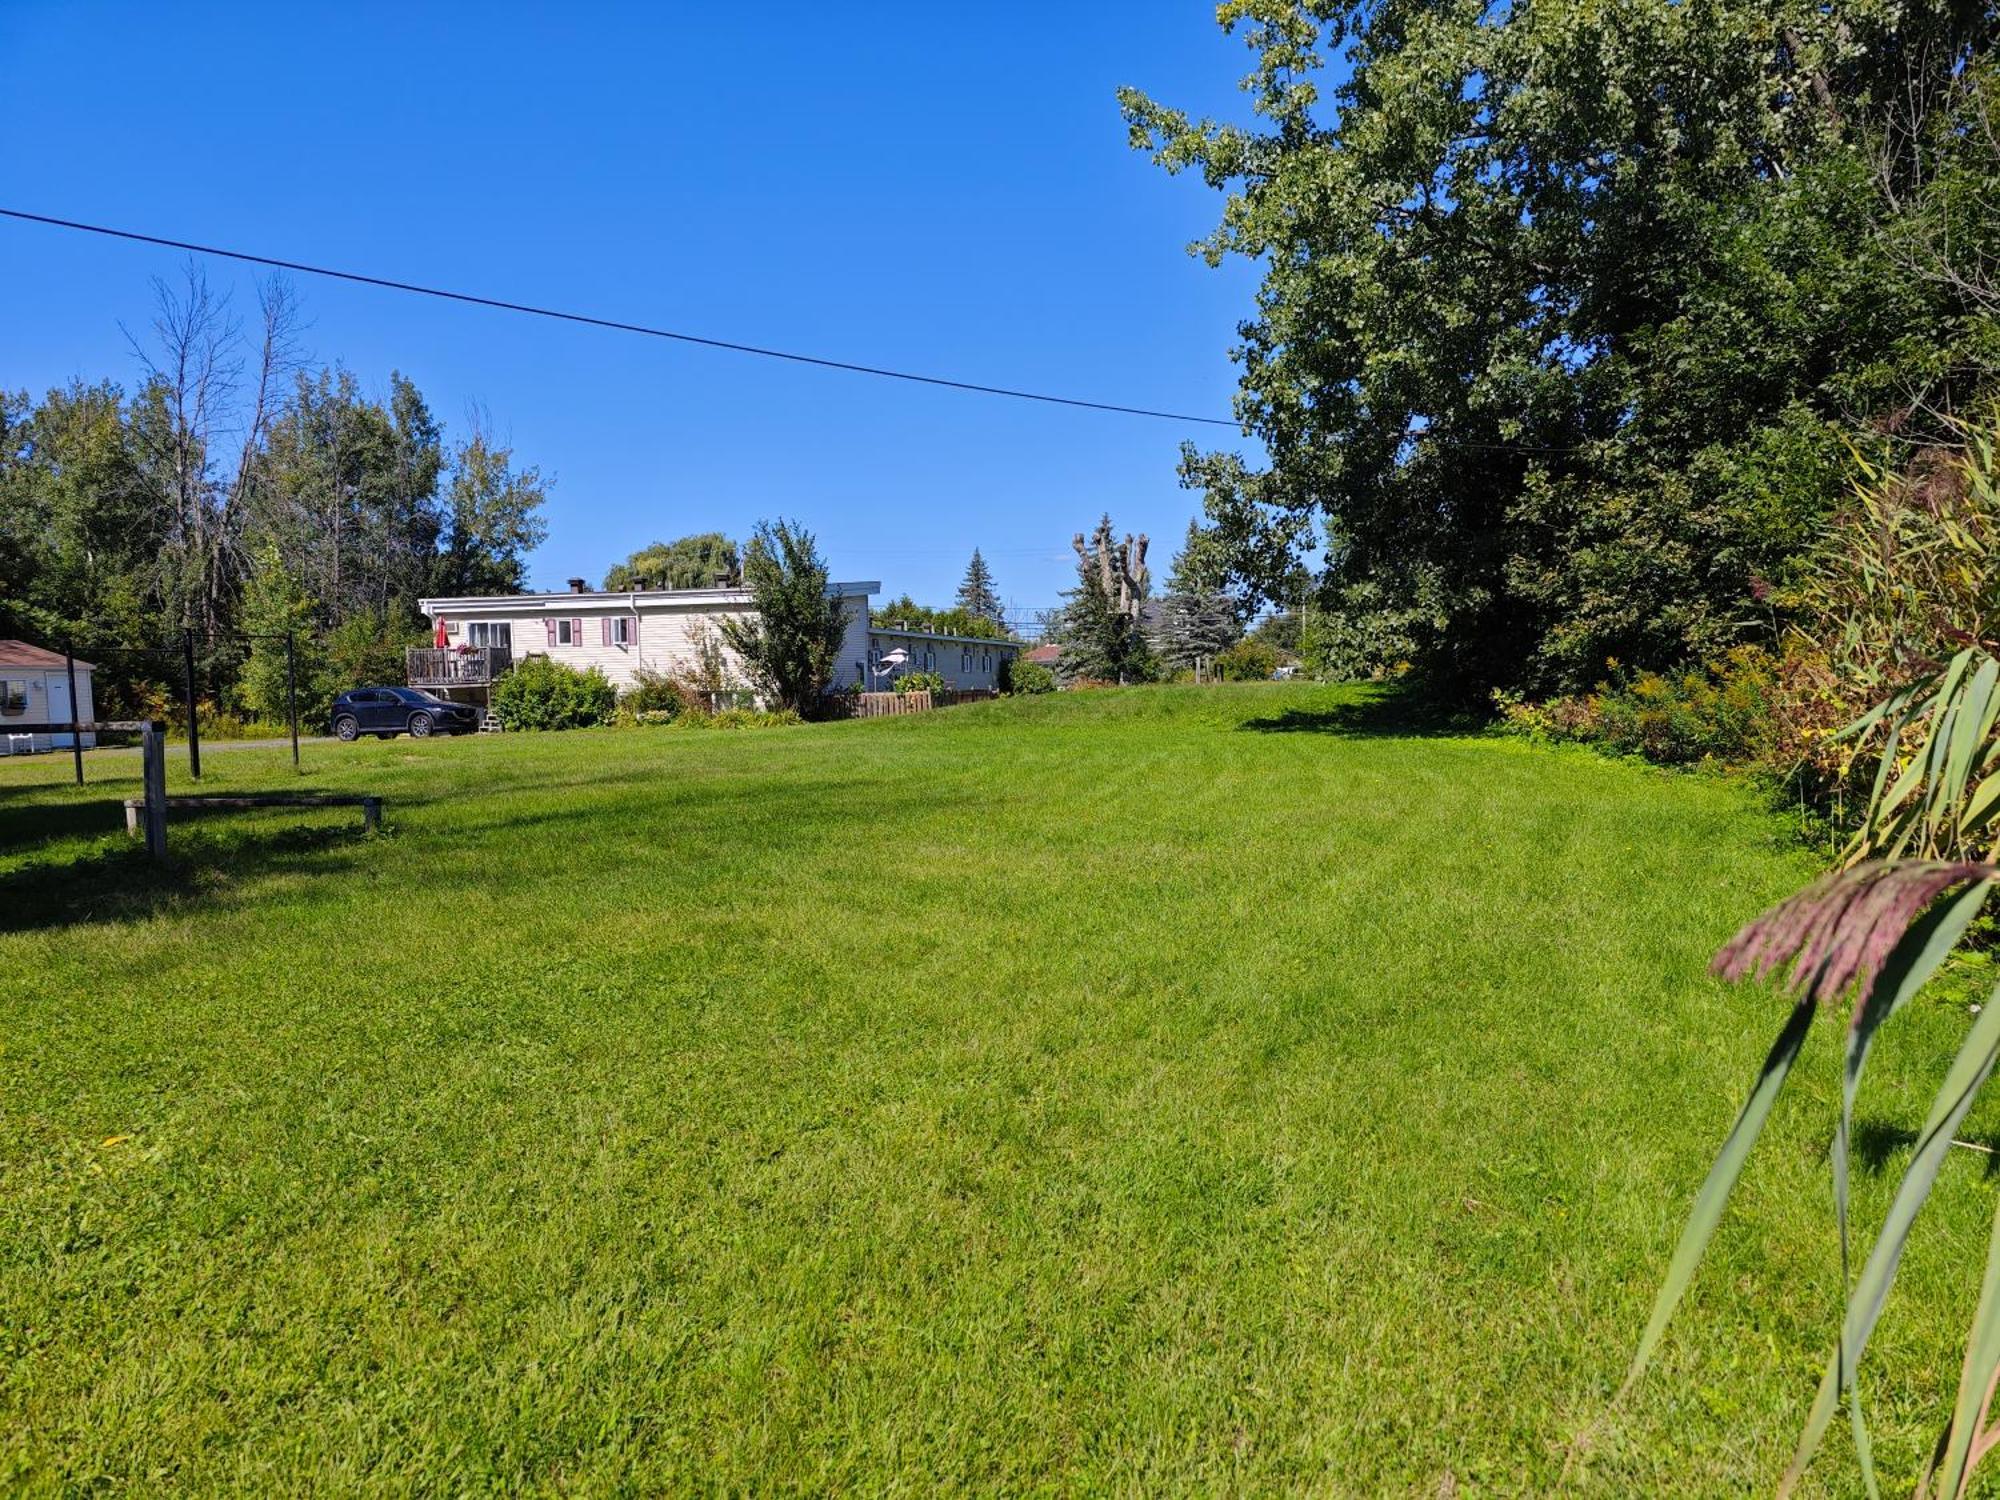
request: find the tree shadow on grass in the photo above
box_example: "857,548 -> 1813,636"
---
1851,1117 -> 2000,1180
1237,684 -> 1486,739
0,823 -> 371,935
0,797 -> 131,849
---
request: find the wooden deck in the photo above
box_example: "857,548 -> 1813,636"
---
406,645 -> 512,687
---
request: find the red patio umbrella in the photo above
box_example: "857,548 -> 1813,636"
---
433,617 -> 448,648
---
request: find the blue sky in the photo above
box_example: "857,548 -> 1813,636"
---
0,3 -> 1266,622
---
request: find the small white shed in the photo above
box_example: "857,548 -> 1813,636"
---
0,639 -> 96,754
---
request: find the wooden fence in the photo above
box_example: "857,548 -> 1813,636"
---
824,689 -> 999,720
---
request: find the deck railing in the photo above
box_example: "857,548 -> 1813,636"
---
406,645 -> 513,687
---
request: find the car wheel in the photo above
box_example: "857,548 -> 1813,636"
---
334,714 -> 359,742
409,712 -> 433,739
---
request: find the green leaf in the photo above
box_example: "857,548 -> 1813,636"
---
1831,881 -> 1992,1497
1622,992 -> 1818,1397
1782,976 -> 2000,1493
1931,1193 -> 2000,1499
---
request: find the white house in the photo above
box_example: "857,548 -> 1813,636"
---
414,578 -> 1022,707
0,639 -> 96,754
413,578 -> 879,706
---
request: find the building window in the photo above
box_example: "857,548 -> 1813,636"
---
924,648 -> 935,669
961,650 -> 972,672
982,651 -> 992,673
0,680 -> 24,716
610,617 -> 634,646
555,619 -> 575,646
468,622 -> 511,649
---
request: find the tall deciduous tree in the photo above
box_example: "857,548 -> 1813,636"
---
955,548 -> 1003,626
603,532 -> 739,591
434,430 -> 549,596
719,520 -> 847,711
1121,0 -> 2000,696
250,368 -> 444,624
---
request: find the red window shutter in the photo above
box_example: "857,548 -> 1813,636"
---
601,617 -> 611,646
545,618 -> 557,647
571,617 -> 583,645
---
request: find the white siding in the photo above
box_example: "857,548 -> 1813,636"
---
430,591 -> 876,700
0,667 -> 97,754
866,629 -> 1017,691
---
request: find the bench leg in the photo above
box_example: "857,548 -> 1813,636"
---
125,802 -> 139,838
363,797 -> 380,834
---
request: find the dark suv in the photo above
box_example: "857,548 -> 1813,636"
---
331,687 -> 479,741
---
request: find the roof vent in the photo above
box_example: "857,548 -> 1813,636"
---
567,577 -> 588,593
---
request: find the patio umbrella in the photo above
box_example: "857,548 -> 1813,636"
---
434,618 -> 448,648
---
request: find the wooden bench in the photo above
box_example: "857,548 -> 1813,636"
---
124,793 -> 382,838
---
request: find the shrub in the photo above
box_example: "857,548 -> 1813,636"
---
1495,647 -> 1777,767
1770,414 -> 2000,794
893,670 -> 946,694
490,656 -> 617,731
620,668 -> 686,718
671,707 -> 801,730
327,610 -> 423,697
1006,660 -> 1056,695
1213,639 -> 1280,681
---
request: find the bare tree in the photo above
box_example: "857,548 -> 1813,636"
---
1072,516 -> 1150,621
125,262 -> 303,649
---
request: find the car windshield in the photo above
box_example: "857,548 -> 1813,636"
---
397,689 -> 449,704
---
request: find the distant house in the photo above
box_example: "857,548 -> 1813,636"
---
416,578 -> 1026,710
1023,643 -> 1063,671
864,624 -> 1020,692
415,578 -> 880,709
0,639 -> 96,755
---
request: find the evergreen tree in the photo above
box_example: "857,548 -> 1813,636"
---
955,548 -> 1003,626
1059,553 -> 1156,684
1152,522 -> 1244,674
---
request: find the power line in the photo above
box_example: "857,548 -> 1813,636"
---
0,207 -> 1243,430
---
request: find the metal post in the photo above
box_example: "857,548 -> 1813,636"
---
139,720 -> 167,861
286,631 -> 300,771
182,629 -> 202,780
64,644 -> 83,785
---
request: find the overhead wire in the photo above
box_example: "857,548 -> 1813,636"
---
0,207 -> 1243,429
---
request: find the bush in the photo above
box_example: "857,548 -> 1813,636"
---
1213,639 -> 1280,681
1495,646 -> 1778,766
892,670 -> 946,694
490,657 -> 617,731
620,668 -> 686,718
327,610 -> 424,697
698,707 -> 801,729
1006,660 -> 1056,695
1769,415 -> 2000,792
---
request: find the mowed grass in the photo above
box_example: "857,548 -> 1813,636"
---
3,682 -> 1998,1494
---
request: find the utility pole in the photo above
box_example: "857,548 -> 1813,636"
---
182,629 -> 202,780
64,643 -> 83,785
285,631 -> 300,771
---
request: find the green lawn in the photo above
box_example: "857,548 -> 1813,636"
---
3,683 -> 1996,1494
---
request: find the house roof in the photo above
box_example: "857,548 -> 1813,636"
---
1024,644 -> 1063,665
419,581 -> 880,615
0,639 -> 93,671
869,624 -> 1022,650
